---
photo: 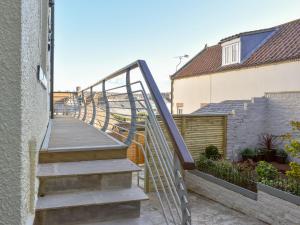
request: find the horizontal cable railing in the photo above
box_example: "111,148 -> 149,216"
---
54,60 -> 195,225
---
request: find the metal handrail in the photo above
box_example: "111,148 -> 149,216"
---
81,60 -> 195,170
55,60 -> 194,225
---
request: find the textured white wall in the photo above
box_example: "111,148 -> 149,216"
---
173,61 -> 300,114
0,1 -> 22,225
21,0 -> 50,224
0,0 -> 50,225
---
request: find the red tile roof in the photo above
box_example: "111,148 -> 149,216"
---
172,19 -> 300,80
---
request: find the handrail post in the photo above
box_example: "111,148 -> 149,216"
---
101,80 -> 110,132
72,93 -> 77,117
77,92 -> 82,119
89,87 -> 96,125
82,91 -> 87,121
125,69 -> 137,145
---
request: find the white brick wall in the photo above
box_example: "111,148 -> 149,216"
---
227,91 -> 300,160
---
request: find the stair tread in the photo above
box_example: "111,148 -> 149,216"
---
74,217 -> 157,225
38,159 -> 141,177
36,187 -> 148,211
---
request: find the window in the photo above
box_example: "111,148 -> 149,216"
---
222,40 -> 240,66
176,103 -> 184,114
177,107 -> 183,114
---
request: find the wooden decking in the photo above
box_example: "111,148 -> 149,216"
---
46,117 -> 126,152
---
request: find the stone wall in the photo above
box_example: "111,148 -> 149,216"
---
227,91 -> 300,160
186,171 -> 300,225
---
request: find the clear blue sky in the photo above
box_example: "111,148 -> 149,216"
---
54,0 -> 300,92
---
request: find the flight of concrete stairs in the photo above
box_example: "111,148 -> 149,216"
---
34,144 -> 148,225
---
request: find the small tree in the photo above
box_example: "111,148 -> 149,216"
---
284,121 -> 300,179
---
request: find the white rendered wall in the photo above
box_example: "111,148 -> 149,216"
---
0,1 -> 50,225
173,61 -> 300,114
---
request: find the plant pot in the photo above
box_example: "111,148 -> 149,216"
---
265,149 -> 276,162
275,155 -> 287,164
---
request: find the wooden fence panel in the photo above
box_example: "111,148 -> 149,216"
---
145,114 -> 227,192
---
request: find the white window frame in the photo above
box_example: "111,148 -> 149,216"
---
222,38 -> 241,66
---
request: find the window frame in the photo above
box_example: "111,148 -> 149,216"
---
222,38 -> 240,66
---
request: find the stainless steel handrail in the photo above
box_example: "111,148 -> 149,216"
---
55,60 -> 194,225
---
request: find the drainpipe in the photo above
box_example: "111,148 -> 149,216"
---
170,78 -> 174,114
49,0 -> 55,119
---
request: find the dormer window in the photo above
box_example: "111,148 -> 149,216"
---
221,38 -> 240,66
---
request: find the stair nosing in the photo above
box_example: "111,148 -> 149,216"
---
46,144 -> 127,152
37,159 -> 141,177
36,187 -> 148,211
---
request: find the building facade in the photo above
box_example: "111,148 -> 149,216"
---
0,1 -> 52,224
171,19 -> 300,114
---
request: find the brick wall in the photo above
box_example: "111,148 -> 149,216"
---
227,91 -> 300,160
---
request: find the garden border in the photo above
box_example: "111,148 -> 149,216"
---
190,170 -> 257,200
258,183 -> 300,206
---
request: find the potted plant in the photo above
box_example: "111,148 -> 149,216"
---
255,148 -> 265,162
275,149 -> 288,164
241,148 -> 255,161
258,133 -> 281,162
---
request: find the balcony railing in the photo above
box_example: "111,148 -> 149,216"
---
54,60 -> 195,225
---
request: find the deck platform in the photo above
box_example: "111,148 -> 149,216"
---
46,117 -> 126,152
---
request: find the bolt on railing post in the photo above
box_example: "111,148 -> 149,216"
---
101,80 -> 110,132
82,91 -> 87,121
125,69 -> 137,145
89,87 -> 96,125
174,153 -> 191,225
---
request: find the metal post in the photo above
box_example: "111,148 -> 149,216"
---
101,80 -> 110,132
125,69 -> 137,145
89,87 -> 96,125
82,91 -> 87,121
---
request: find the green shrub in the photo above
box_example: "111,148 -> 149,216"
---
241,148 -> 255,158
196,154 -> 214,169
276,149 -> 288,157
256,161 -> 279,181
205,145 -> 220,160
286,162 -> 300,179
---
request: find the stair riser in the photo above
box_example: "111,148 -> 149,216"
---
39,149 -> 127,163
39,173 -> 132,195
35,201 -> 140,225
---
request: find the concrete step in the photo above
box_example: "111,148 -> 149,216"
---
39,145 -> 127,163
74,217 -> 158,225
35,187 -> 148,225
38,159 -> 141,195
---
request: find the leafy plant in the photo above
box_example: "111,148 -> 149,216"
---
204,145 -> 220,160
256,161 -> 279,181
284,121 -> 300,158
258,133 -> 281,150
276,149 -> 288,157
286,162 -> 300,179
284,121 -> 300,178
241,148 -> 255,159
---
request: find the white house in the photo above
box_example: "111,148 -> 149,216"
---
171,19 -> 300,114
